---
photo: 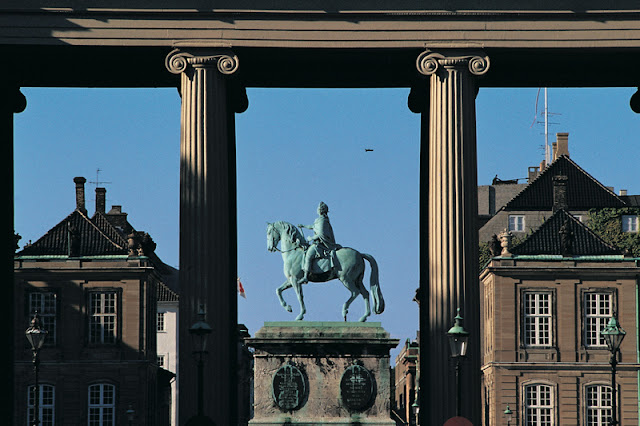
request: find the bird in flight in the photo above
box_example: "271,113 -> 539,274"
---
365,148 -> 374,152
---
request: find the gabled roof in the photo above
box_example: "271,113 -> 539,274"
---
511,209 -> 621,256
158,282 -> 179,302
18,209 -> 127,257
503,155 -> 625,211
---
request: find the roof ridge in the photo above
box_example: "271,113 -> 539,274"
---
503,155 -> 625,210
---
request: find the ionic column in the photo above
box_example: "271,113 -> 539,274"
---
166,48 -> 247,426
1,84 -> 26,426
414,50 -> 489,425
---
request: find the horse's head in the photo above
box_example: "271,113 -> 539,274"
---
266,222 -> 280,252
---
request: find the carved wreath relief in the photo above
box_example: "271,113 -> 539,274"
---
272,363 -> 307,411
340,363 -> 376,412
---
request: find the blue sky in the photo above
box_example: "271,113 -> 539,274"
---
14,86 -> 640,362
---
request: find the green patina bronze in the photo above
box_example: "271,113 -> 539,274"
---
267,202 -> 385,322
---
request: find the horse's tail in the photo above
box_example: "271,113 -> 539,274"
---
362,253 -> 384,314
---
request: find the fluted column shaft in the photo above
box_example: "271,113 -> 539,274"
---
2,84 -> 26,426
166,48 -> 245,426
415,50 -> 489,426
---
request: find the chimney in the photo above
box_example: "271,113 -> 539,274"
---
555,133 -> 569,159
73,177 -> 87,215
620,189 -> 628,196
106,205 -> 129,231
95,187 -> 106,214
552,175 -> 569,213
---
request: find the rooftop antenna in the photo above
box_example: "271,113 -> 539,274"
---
89,168 -> 111,189
532,88 -> 561,167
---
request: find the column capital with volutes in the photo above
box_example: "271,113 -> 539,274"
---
165,48 -> 240,75
165,48 -> 248,113
416,49 -> 490,77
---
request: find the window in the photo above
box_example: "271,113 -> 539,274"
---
584,292 -> 613,348
622,215 -> 638,233
88,384 -> 115,426
157,312 -> 165,332
157,354 -> 165,368
586,385 -> 612,426
28,292 -> 57,345
509,215 -> 526,232
27,384 -> 55,426
89,292 -> 117,344
524,292 -> 552,347
525,384 -> 554,426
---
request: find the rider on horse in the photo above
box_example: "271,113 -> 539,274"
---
297,201 -> 340,284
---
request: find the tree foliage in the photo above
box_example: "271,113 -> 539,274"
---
587,207 -> 640,257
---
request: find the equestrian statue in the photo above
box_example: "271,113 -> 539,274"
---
266,201 -> 385,322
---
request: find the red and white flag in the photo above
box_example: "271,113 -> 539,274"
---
237,277 -> 246,298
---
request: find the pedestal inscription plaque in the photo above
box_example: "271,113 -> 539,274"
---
272,363 -> 307,411
340,363 -> 375,412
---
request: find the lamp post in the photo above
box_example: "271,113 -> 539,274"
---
25,312 -> 48,426
504,404 -> 513,426
447,308 -> 469,418
186,308 -> 215,426
601,314 -> 626,426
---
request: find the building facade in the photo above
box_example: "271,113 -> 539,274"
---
393,337 -> 419,425
13,177 -> 174,425
157,282 -> 180,426
480,208 -> 640,426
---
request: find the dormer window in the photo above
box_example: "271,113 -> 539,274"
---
622,215 -> 638,233
509,215 -> 526,232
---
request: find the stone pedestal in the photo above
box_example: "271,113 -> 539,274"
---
247,322 -> 399,425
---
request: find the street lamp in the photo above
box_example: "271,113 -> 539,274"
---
186,307 -> 215,426
447,308 -> 469,417
504,404 -> 513,426
25,311 -> 48,426
126,405 -> 135,426
601,314 -> 626,426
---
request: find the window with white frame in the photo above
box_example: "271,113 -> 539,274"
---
89,292 -> 117,344
509,215 -> 526,232
584,292 -> 613,348
88,384 -> 115,426
27,384 -> 55,426
622,215 -> 639,233
157,312 -> 165,332
586,385 -> 613,426
28,292 -> 57,345
523,292 -> 552,347
524,384 -> 554,426
157,354 -> 165,368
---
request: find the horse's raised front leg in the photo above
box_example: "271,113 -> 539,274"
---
276,280 -> 293,313
292,279 -> 306,321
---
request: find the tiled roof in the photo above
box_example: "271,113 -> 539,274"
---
157,282 -> 179,302
511,209 -> 621,256
504,156 -> 625,210
18,210 -> 127,257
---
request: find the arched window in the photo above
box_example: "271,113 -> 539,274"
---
586,385 -> 612,426
27,384 -> 55,426
524,383 -> 554,426
88,383 -> 116,426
